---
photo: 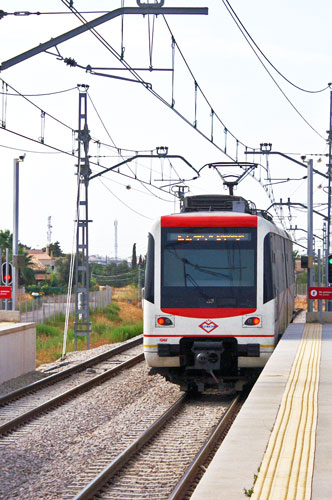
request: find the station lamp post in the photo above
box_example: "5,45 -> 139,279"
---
12,155 -> 25,311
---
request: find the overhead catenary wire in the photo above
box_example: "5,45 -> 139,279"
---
1,79 -> 75,131
2,7 -> 325,231
221,0 -> 329,95
56,2 -> 287,222
0,86 -> 78,97
87,91 -> 177,202
0,142 -> 63,153
59,0 -> 254,163
159,15 -> 292,225
0,79 -> 182,203
0,124 -> 177,201
219,0 -> 326,141
98,177 -> 154,220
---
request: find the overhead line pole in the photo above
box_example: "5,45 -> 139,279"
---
326,90 -> 332,288
74,87 -> 91,350
0,1 -> 209,350
307,159 -> 314,312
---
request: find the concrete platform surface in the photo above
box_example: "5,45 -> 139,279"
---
190,323 -> 332,500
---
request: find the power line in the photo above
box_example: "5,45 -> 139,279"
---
220,0 -> 326,141
59,0 -> 253,163
1,79 -> 75,131
0,78 -> 178,201
0,142 -> 63,154
98,178 -> 154,220
0,86 -> 78,97
221,0 -> 329,94
92,271 -> 138,279
0,125 -> 181,201
87,91 -> 178,202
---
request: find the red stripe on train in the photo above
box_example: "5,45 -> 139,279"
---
144,334 -> 275,338
161,307 -> 256,318
161,215 -> 258,228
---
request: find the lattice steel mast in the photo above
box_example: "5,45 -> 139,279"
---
74,86 -> 92,349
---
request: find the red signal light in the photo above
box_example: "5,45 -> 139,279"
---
1,262 -> 13,285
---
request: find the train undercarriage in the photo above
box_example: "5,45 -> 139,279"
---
149,336 -> 261,393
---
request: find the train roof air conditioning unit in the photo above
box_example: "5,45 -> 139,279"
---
181,195 -> 250,213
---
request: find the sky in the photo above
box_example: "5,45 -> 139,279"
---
0,0 -> 331,260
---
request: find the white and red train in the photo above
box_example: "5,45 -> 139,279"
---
143,195 -> 294,392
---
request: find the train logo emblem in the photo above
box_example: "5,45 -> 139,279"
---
199,320 -> 218,333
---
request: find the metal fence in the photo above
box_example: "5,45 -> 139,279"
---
1,287 -> 112,324
295,283 -> 307,296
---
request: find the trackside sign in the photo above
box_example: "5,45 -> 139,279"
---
0,286 -> 12,299
308,287 -> 332,300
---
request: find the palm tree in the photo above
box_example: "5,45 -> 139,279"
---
0,229 -> 12,251
0,230 -> 35,286
18,250 -> 35,286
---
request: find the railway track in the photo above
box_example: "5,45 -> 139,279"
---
0,336 -> 143,435
67,392 -> 242,500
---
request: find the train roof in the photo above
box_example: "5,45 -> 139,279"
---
156,195 -> 291,240
181,195 -> 273,222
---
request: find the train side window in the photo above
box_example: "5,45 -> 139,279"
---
264,233 -> 274,303
144,233 -> 155,304
278,235 -> 286,292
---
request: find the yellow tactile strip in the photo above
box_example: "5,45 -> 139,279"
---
251,323 -> 322,500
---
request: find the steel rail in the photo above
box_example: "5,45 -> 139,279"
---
167,394 -> 241,500
72,393 -> 188,500
0,336 -> 142,407
0,352 -> 144,435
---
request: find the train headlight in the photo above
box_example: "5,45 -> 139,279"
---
243,316 -> 262,327
156,316 -> 174,327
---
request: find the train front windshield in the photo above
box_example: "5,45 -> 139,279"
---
161,227 -> 257,309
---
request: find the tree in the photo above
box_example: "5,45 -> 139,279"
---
91,259 -> 135,288
131,243 -> 137,269
0,229 -> 12,250
55,254 -> 72,286
18,250 -> 36,286
42,241 -> 64,257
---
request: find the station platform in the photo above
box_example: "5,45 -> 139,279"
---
191,321 -> 332,500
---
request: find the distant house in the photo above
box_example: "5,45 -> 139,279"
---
27,247 -> 55,285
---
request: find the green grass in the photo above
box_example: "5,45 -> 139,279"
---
36,303 -> 141,366
89,302 -> 121,322
36,324 -> 60,337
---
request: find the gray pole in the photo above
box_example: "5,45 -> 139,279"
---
5,248 -> 9,311
327,91 -> 332,313
318,249 -> 322,316
307,159 -> 314,312
327,90 -> 332,271
0,246 -> 2,311
12,159 -> 19,311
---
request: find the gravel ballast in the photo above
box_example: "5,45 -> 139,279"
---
0,340 -> 181,500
